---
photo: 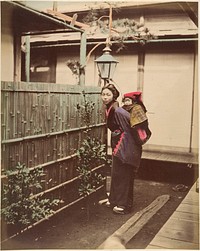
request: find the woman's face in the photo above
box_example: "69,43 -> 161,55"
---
101,88 -> 114,105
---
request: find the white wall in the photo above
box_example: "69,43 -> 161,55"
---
105,46 -> 198,154
56,51 -> 79,85
55,44 -> 198,154
85,54 -> 97,86
114,53 -> 138,100
143,49 -> 196,152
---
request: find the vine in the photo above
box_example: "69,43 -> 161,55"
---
76,92 -> 109,219
67,4 -> 155,76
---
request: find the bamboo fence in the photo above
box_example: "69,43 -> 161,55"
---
1,81 -> 106,210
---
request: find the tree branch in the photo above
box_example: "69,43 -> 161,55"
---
97,15 -> 109,22
86,41 -> 106,64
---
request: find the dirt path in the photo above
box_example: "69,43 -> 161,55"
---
1,179 -> 190,250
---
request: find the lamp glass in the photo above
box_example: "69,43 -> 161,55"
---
109,62 -> 118,79
97,62 -> 109,79
96,61 -> 118,79
95,48 -> 118,80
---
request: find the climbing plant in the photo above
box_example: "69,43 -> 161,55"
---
75,91 -> 111,220
84,4 -> 155,53
67,3 -> 155,77
76,91 -> 107,199
66,59 -> 81,77
77,137 -> 107,197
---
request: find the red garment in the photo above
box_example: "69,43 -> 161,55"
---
123,91 -> 142,101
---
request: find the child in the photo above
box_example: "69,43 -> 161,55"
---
122,91 -> 152,145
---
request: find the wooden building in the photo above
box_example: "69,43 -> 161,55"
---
29,1 -> 198,157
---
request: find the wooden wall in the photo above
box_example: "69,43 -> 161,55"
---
1,81 -> 106,211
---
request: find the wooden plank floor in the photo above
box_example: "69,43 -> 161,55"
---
108,147 -> 198,165
146,180 -> 199,249
142,151 -> 198,165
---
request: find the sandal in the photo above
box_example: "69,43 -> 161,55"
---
105,201 -> 111,208
113,206 -> 126,215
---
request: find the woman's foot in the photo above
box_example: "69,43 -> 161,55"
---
105,201 -> 111,208
113,206 -> 126,214
113,206 -> 132,214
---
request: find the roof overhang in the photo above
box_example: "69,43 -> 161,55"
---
62,1 -> 198,28
1,1 -> 84,36
24,1 -> 197,49
178,2 -> 198,27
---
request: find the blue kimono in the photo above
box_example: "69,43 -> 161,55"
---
106,104 -> 142,169
105,102 -> 142,210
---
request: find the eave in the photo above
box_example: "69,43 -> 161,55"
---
2,1 -> 84,36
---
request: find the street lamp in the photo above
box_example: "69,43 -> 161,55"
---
95,45 -> 119,85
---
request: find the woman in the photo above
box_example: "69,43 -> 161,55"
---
101,84 -> 142,214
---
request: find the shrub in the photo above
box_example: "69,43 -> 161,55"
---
1,163 -> 61,228
76,92 -> 108,198
77,137 -> 107,197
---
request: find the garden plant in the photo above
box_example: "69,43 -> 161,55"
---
76,91 -> 109,219
1,163 -> 61,233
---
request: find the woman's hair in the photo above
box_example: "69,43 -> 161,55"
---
101,83 -> 120,100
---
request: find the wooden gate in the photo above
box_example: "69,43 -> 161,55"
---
1,81 -> 106,216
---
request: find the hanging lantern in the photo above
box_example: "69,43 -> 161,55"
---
95,46 -> 119,81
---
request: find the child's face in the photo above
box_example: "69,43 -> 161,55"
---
123,97 -> 133,106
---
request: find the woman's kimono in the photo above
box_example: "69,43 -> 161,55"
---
106,102 -> 142,169
105,102 -> 142,209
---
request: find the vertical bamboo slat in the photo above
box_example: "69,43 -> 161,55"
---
1,81 -> 105,211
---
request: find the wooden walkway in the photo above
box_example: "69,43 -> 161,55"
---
142,150 -> 198,165
108,147 -> 198,165
146,180 -> 199,249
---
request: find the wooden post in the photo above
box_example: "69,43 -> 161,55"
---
189,42 -> 198,153
137,47 -> 145,92
53,1 -> 57,11
25,35 -> 30,82
14,34 -> 21,82
79,31 -> 86,86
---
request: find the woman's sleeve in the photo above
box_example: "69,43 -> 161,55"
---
114,108 -> 130,131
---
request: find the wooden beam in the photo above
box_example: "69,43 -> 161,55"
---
98,195 -> 170,248
79,31 -> 87,86
25,36 -> 30,82
14,34 -> 21,82
179,2 -> 198,27
137,47 -> 145,92
53,1 -> 57,11
45,9 -> 89,30
71,13 -> 78,27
